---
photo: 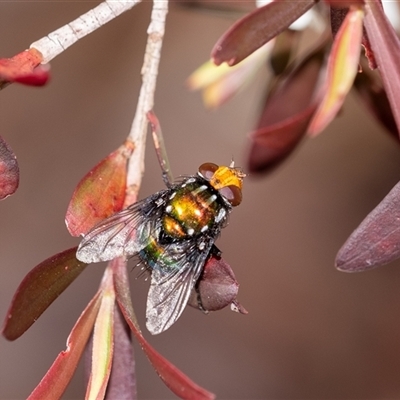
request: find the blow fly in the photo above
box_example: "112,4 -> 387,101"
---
76,162 -> 245,334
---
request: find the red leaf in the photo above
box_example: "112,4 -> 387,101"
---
187,43 -> 271,109
27,290 -> 102,400
325,0 -> 365,7
211,0 -> 316,66
247,49 -> 324,173
188,254 -> 247,313
330,6 -> 377,69
360,25 -> 377,70
2,247 -> 87,341
105,307 -> 137,400
66,141 -> 133,237
336,180 -> 400,272
112,258 -> 215,400
0,48 -> 49,89
0,136 -> 19,199
308,5 -> 364,135
364,0 -> 400,138
248,106 -> 316,173
86,267 -> 115,400
13,64 -> 50,86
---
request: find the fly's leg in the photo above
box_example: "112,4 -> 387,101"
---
147,111 -> 174,188
210,244 -> 222,259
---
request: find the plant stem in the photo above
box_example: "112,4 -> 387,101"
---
30,0 -> 142,64
125,0 -> 169,205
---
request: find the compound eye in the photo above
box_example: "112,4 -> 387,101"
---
198,162 -> 218,180
218,185 -> 242,206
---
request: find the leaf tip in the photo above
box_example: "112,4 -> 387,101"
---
210,55 -> 221,67
334,256 -> 351,272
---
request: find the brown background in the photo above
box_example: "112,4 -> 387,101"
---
2,1 -> 400,399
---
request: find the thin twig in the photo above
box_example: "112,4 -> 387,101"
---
125,0 -> 169,205
30,0 -> 142,64
29,0 -> 168,206
147,110 -> 174,187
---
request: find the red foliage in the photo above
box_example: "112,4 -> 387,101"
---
66,141 -> 133,237
112,258 -> 216,400
0,136 -> 19,199
2,247 -> 87,341
211,0 -> 316,66
0,49 -> 49,89
27,291 -> 102,400
247,49 -> 323,173
336,180 -> 400,272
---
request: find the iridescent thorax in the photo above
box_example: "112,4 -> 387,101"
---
162,181 -> 220,239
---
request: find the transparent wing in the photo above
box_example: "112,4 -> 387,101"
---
76,194 -> 166,263
145,238 -> 214,334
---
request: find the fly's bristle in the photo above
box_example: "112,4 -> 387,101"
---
129,258 -> 152,280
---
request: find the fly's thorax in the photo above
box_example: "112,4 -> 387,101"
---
162,178 -> 226,239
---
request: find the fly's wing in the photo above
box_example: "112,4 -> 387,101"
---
76,192 -> 167,263
145,238 -> 214,335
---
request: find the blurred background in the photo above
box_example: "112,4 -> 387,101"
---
2,1 -> 400,399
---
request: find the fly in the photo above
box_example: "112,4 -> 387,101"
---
76,161 -> 244,334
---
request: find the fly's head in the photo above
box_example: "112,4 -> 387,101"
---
198,162 -> 245,207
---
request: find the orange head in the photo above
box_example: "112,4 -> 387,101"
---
198,161 -> 245,206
